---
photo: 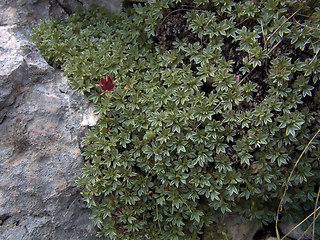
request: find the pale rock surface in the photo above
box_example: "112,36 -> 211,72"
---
222,216 -> 261,240
203,215 -> 261,240
0,0 -> 121,239
279,222 -> 312,240
56,0 -> 122,14
0,25 -> 101,240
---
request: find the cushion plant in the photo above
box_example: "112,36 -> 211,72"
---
32,0 -> 320,239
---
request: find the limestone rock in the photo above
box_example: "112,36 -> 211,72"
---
0,0 -> 124,239
0,0 -> 66,26
203,215 -> 261,240
279,222 -> 312,240
56,0 -> 123,14
0,0 -> 122,27
0,25 -> 103,239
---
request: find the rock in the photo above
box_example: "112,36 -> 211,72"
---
279,222 -> 312,240
0,0 -> 66,26
263,237 -> 290,240
80,0 -> 123,13
203,215 -> 261,240
81,103 -> 99,127
0,0 -> 122,239
0,25 -> 102,239
0,25 -> 24,123
55,0 -> 122,15
0,0 -> 122,27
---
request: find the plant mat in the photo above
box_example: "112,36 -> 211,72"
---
32,0 -> 320,239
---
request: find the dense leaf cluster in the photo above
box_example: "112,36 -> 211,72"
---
32,0 -> 320,239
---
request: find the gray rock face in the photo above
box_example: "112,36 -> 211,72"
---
203,215 -> 260,240
279,222 -> 312,240
56,0 -> 122,14
0,0 -> 122,26
0,0 -> 122,239
0,0 -> 66,27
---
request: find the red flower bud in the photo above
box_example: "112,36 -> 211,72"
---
99,76 -> 115,92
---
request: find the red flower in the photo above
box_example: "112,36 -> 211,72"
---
99,76 -> 115,92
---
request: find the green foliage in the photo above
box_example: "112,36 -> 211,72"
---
32,0 -> 320,239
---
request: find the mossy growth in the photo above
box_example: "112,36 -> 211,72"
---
32,0 -> 320,239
